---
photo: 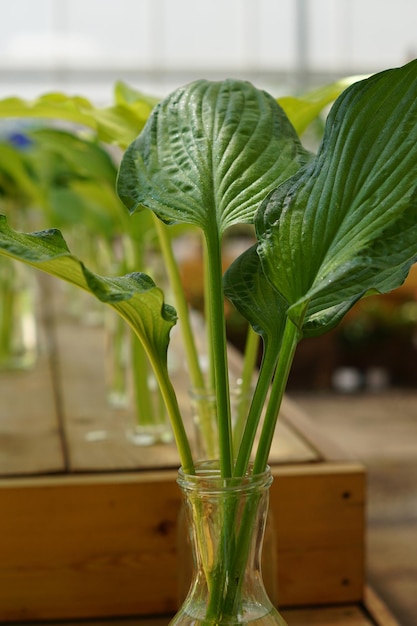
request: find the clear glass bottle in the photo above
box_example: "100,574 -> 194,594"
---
186,385 -> 278,604
190,383 -> 253,461
0,258 -> 37,371
171,461 -> 288,626
104,308 -> 173,445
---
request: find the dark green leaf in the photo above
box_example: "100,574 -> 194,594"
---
117,78 -> 311,235
29,128 -> 118,184
223,245 -> 287,343
256,60 -> 417,337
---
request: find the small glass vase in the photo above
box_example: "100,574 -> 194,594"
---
0,258 -> 38,370
170,461 -> 288,626
190,383 -> 253,461
104,308 -> 173,445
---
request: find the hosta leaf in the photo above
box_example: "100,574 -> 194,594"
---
0,92 -> 151,149
278,75 -> 365,135
256,60 -> 417,337
91,104 -> 149,149
0,93 -> 95,127
223,245 -> 287,344
0,215 -> 176,367
114,81 -> 160,109
0,143 -> 43,205
29,128 -> 118,184
117,78 -> 312,236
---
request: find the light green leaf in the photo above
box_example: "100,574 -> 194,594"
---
114,80 -> 160,109
0,92 -> 151,149
0,214 -> 176,367
278,75 -> 366,135
256,60 -> 417,337
0,93 -> 95,128
90,104 -> 149,148
117,78 -> 312,235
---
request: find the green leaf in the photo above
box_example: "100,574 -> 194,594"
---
114,80 -> 160,109
91,104 -> 149,149
29,128 -> 118,184
278,75 -> 366,135
0,215 -> 176,367
0,93 -> 96,128
223,244 -> 287,343
256,60 -> 417,337
0,143 -> 43,205
0,92 -> 151,149
117,78 -> 312,235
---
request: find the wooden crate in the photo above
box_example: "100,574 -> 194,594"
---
0,461 -> 365,621
0,280 -> 366,621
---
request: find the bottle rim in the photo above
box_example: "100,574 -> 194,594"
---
177,460 -> 273,493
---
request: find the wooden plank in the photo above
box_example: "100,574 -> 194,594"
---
281,394 -> 358,462
270,462 -> 366,607
283,604 -> 379,625
364,587 -> 401,626
0,462 -> 365,621
0,357 -> 64,476
53,310 -> 318,472
52,313 -> 182,471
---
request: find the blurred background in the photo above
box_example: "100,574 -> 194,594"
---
1,0 -> 417,391
0,2 -> 417,625
1,0 -> 417,102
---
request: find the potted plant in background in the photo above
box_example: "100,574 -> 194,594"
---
0,60 -> 417,624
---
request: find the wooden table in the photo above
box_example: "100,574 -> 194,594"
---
0,278 -> 396,625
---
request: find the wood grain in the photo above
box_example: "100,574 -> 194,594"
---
52,308 -> 318,472
0,462 -> 365,621
0,281 -> 367,622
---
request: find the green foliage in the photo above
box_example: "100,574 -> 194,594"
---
1,64 -> 417,478
117,79 -> 312,234
256,62 -> 417,338
117,78 -> 312,476
278,74 -> 366,135
0,89 -> 153,149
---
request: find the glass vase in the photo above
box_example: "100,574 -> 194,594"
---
190,383 -> 253,461
171,461 -> 287,626
104,307 -> 173,445
0,258 -> 38,370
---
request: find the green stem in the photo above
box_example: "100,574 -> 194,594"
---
205,228 -> 233,478
253,316 -> 301,474
233,338 -> 279,478
222,489 -> 263,617
204,492 -> 238,620
0,262 -> 14,362
152,217 -> 205,391
203,236 -> 215,391
118,307 -> 195,474
232,326 -> 260,458
107,313 -> 128,403
153,217 -> 218,453
152,361 -> 195,474
131,334 -> 155,426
